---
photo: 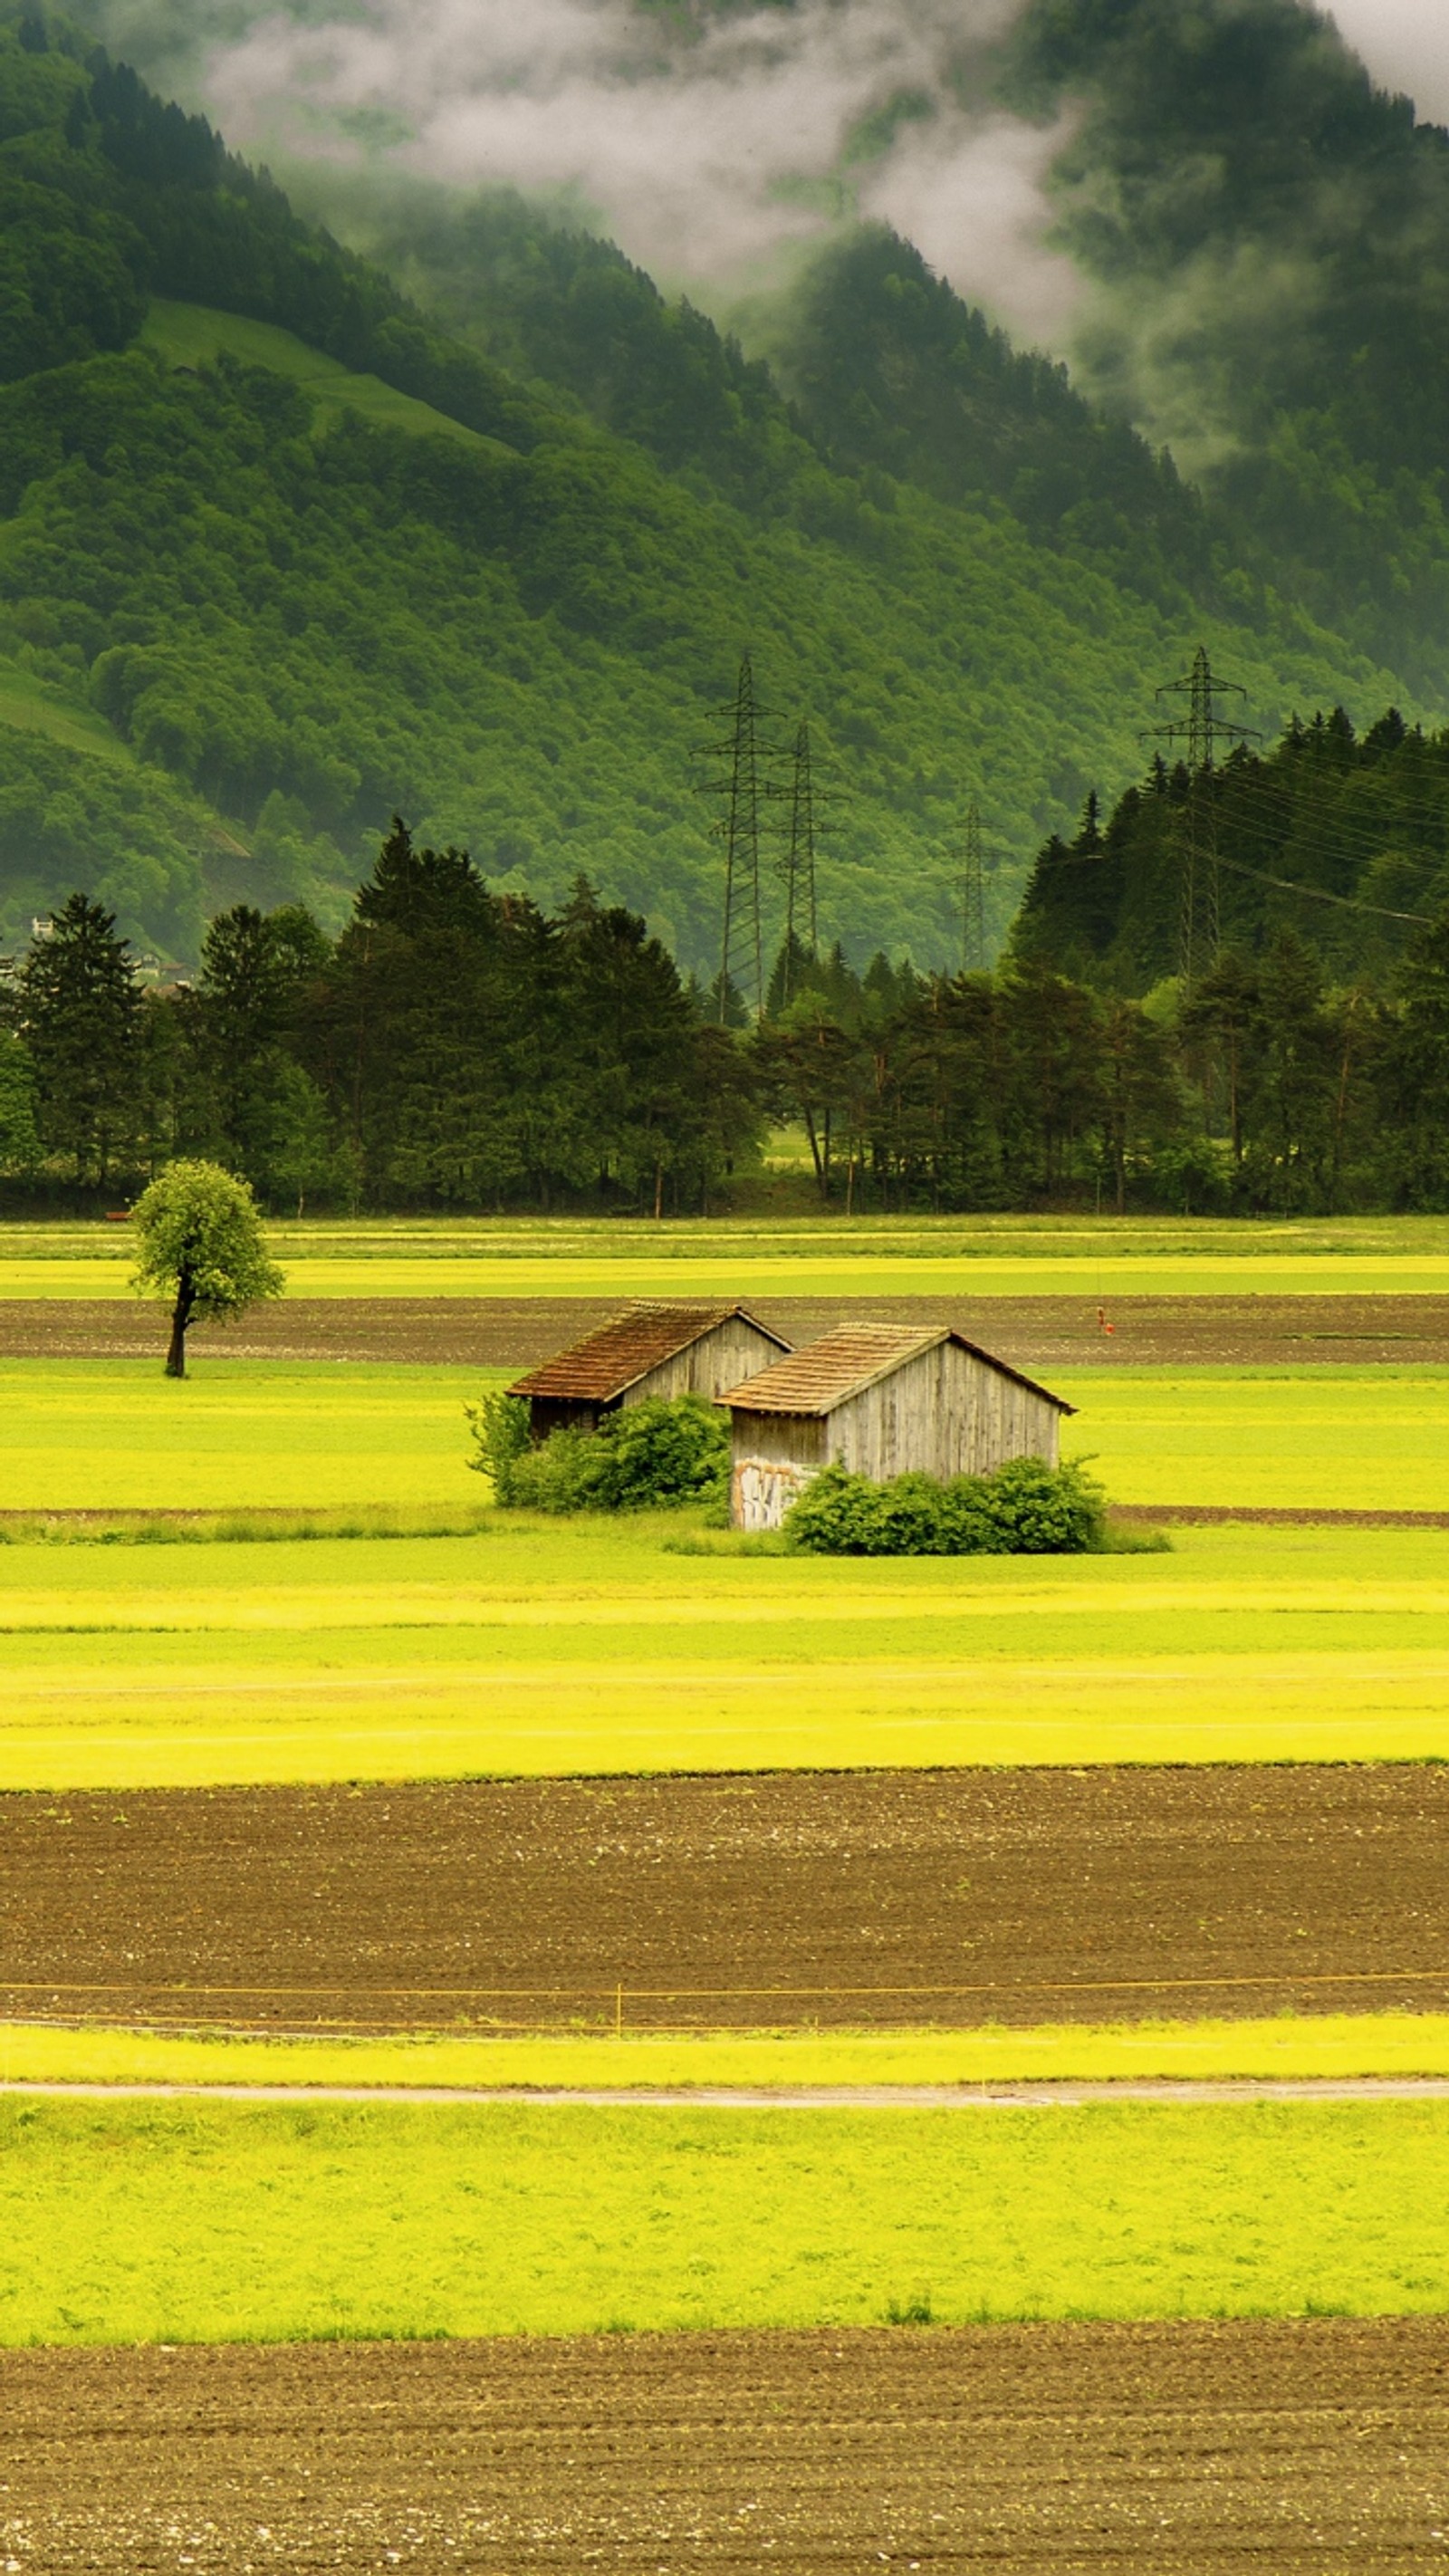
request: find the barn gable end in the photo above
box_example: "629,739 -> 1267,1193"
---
829,1339 -> 1064,1484
509,1302 -> 790,1443
718,1322 -> 1073,1531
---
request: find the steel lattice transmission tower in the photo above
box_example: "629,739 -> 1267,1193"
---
961,797 -> 987,974
768,718 -> 821,1004
697,654 -> 767,1022
1148,646 -> 1258,985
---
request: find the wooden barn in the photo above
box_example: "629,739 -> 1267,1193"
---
508,1302 -> 792,1444
718,1322 -> 1076,1532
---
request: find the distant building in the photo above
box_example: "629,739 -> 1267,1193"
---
718,1322 -> 1076,1532
509,1302 -> 792,1445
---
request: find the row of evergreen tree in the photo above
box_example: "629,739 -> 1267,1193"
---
7,815 -> 1449,1216
0,823 -> 757,1213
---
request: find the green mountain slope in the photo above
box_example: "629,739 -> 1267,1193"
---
1001,0 -> 1449,701
0,8 -> 1419,969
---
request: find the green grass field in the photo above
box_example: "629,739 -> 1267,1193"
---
5,1358 -> 1449,1513
0,1360 -> 485,1511
0,2099 -> 1442,2342
0,657 -> 135,766
1,1517 -> 1447,1786
5,2013 -> 1449,2092
2,1359 -> 1445,1784
5,1210 -> 1449,1298
142,301 -> 507,458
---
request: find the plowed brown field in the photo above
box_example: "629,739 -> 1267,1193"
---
5,1291 -> 1449,1365
3,2318 -> 1445,2570
5,1765 -> 1446,2033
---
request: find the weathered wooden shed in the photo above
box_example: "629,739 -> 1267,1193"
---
718,1322 -> 1076,1532
508,1302 -> 792,1444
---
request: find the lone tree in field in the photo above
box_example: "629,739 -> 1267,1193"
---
132,1160 -> 284,1379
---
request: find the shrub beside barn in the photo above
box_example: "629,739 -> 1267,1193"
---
508,1302 -> 790,1443
718,1323 -> 1076,1533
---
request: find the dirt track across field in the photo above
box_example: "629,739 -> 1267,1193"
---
3,2319 -> 1445,2570
5,1765 -> 1447,2033
8,1291 -> 1449,1366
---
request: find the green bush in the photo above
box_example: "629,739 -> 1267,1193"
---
783,1456 -> 1107,1555
464,1390 -> 533,1502
466,1391 -> 730,1514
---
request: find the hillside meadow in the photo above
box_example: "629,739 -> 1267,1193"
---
0,2100 -> 1444,2344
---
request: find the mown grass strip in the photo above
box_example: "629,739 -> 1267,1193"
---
0,2098 -> 1444,2343
7,1251 -> 1449,1298
6,1359 -> 1449,1515
5,2014 -> 1449,2095
3,1646 -> 1449,1787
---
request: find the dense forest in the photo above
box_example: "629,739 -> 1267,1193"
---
0,4 -> 1416,976
10,762 -> 1449,1217
1013,706 -> 1449,993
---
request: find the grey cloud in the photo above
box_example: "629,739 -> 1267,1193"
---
1327,1 -> 1449,122
93,0 -> 1080,342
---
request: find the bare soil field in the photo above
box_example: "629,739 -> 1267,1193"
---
2,2317 -> 1444,2571
5,1765 -> 1447,2033
7,1291 -> 1449,1366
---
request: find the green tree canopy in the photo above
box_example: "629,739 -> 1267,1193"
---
130,1157 -> 283,1377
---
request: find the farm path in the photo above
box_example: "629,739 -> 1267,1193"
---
6,1291 -> 1449,1365
4,1766 -> 1447,2033
7,2075 -> 1449,2105
4,2319 -> 1444,2570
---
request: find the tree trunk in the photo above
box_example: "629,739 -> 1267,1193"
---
166,1268 -> 195,1379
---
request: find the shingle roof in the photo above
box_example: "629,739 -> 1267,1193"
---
508,1302 -> 789,1404
718,1322 -> 1075,1417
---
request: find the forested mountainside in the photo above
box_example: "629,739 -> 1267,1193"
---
1012,708 -> 1449,995
1001,0 -> 1449,701
0,6 -> 1406,969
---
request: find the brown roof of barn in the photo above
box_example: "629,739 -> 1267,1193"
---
508,1302 -> 790,1404
718,1322 -> 1075,1418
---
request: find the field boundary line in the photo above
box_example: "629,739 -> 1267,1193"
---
5,1967 -> 1449,2007
6,2077 -> 1449,2108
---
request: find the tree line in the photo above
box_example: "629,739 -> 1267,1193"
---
0,822 -> 756,1214
8,814 -> 1449,1217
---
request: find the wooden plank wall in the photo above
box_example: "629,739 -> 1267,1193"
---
633,1320 -> 782,1406
828,1343 -> 1060,1480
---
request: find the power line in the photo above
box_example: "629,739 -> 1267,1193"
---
1033,831 -> 1430,923
1207,769 -> 1449,883
1145,647 -> 1261,984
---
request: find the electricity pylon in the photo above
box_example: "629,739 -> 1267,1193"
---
697,654 -> 766,1023
1147,646 -> 1259,985
766,718 -> 822,1007
961,797 -> 987,974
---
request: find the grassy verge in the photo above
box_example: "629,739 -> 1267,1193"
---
0,1504 -> 499,1546
5,2013 -> 1449,2093
0,2097 -> 1444,2343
